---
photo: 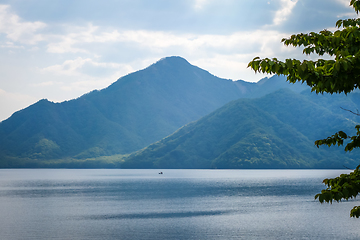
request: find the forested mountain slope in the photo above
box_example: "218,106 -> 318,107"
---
122,89 -> 360,169
0,56 -> 306,166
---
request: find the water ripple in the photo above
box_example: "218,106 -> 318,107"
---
84,210 -> 233,220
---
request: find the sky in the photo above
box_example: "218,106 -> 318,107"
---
0,0 -> 357,121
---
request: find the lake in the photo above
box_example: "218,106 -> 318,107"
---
0,169 -> 359,240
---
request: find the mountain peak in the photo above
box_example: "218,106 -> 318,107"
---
152,56 -> 191,68
157,56 -> 189,63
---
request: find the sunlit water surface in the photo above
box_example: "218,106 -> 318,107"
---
0,169 -> 359,240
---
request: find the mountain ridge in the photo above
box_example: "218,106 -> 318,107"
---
122,88 -> 360,169
0,56 -> 309,166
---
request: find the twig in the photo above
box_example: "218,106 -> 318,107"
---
343,165 -> 355,170
340,107 -> 360,116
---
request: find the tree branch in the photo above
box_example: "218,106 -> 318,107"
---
340,107 -> 360,116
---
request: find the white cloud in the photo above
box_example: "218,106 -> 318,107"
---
49,26 -> 281,55
46,24 -> 123,53
0,88 -> 37,121
0,41 -> 24,49
194,0 -> 209,10
272,0 -> 298,26
29,21 -> 303,85
0,3 -> 321,83
38,57 -> 135,93
41,57 -> 133,76
40,27 -> 293,82
335,0 -> 351,7
192,54 -> 269,81
0,5 -> 46,45
33,80 -> 62,87
41,57 -> 92,76
333,0 -> 357,18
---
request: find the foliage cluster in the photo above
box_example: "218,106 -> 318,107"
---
315,166 -> 360,218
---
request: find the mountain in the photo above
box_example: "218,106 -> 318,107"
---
122,89 -> 360,169
0,56 -> 307,166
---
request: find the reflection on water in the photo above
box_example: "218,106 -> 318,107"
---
84,210 -> 233,220
0,169 -> 359,240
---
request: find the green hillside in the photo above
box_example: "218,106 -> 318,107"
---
0,56 -> 307,167
122,89 -> 360,169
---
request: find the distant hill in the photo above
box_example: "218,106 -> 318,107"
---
0,56 -> 307,167
122,89 -> 360,169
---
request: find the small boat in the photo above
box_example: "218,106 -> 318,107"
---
159,172 -> 163,174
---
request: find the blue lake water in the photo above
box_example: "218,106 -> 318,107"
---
0,169 -> 359,240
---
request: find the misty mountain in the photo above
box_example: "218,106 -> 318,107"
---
0,56 -> 307,165
122,89 -> 360,169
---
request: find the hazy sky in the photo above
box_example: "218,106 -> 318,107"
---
0,0 -> 357,121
